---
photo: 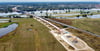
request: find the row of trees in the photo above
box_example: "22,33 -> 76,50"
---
35,9 -> 100,18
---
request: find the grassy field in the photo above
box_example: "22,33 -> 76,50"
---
50,18 -> 100,51
72,18 -> 100,35
53,12 -> 80,14
0,18 -> 66,51
0,22 -> 15,28
51,18 -> 100,35
53,15 -> 79,17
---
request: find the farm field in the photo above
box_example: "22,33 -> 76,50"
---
0,18 -> 66,51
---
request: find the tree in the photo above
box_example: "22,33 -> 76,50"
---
63,26 -> 68,28
49,13 -> 52,18
87,11 -> 90,14
90,13 -> 93,16
68,9 -> 70,12
97,10 -> 100,13
9,20 -> 12,22
76,15 -> 80,18
30,15 -> 33,18
65,10 -> 68,13
45,11 -> 49,18
40,11 -> 43,16
80,10 -> 83,14
82,14 -> 87,18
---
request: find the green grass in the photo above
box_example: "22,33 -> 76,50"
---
0,22 -> 15,28
0,18 -> 66,51
53,15 -> 78,17
72,18 -> 100,35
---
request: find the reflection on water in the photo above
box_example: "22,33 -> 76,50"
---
0,23 -> 18,37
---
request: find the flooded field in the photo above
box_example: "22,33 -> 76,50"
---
0,23 -> 18,37
0,19 -> 10,23
51,14 -> 100,19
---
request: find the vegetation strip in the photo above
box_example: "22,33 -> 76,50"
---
0,22 -> 15,28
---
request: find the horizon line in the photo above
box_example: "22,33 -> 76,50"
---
0,1 -> 100,3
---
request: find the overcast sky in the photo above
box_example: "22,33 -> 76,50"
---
0,0 -> 100,2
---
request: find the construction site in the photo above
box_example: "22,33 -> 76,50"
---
33,15 -> 95,51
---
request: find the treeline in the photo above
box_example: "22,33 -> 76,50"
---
0,2 -> 100,12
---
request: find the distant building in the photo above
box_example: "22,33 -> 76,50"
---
12,7 -> 20,12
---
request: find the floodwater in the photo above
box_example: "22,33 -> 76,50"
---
0,12 -> 21,17
88,14 -> 100,18
0,19 -> 9,23
52,14 -> 100,19
0,23 -> 18,37
0,21 -> 8,23
53,13 -> 80,16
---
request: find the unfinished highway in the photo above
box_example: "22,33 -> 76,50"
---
32,15 -> 95,51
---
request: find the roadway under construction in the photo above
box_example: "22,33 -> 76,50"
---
33,15 -> 94,51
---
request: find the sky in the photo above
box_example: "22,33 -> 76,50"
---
0,0 -> 100,2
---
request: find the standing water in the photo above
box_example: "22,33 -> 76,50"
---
52,14 -> 100,19
0,23 -> 18,37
